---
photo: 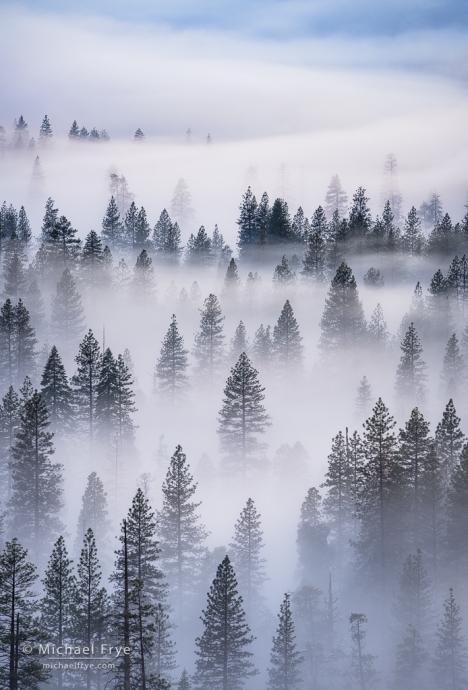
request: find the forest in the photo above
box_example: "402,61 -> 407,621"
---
0,114 -> 468,690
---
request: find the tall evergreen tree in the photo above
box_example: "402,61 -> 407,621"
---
296,488 -> 331,587
267,199 -> 292,243
419,443 -> 445,583
51,269 -> 85,355
0,299 -> 16,388
9,391 -> 64,562
229,322 -> 249,363
192,294 -> 225,389
0,386 -> 20,504
395,323 -> 428,408
348,187 -> 372,241
185,227 -> 213,266
75,472 -> 111,560
355,376 -> 373,420
222,258 -> 240,296
301,228 -> 326,282
267,593 -> 303,690
401,207 -> 426,258
251,325 -> 273,374
17,206 -> 31,247
392,624 -> 427,690
218,353 -> 270,476
194,556 -> 257,690
3,252 -> 28,302
114,353 -> 137,443
324,174 -> 348,218
40,345 -> 73,433
237,187 -> 258,254
272,256 -> 295,284
255,192 -> 270,246
319,262 -> 367,360
433,589 -> 467,690
155,315 -> 189,404
367,303 -> 390,359
49,215 -> 81,269
135,206 -> 151,250
101,196 -> 123,251
81,230 -> 104,290
272,300 -> 304,373
348,613 -> 379,690
158,446 -> 207,625
132,250 -> 157,301
15,299 -> 37,389
95,347 -> 118,443
435,399 -> 465,484
71,330 -> 102,444
41,197 -> 59,243
229,498 -> 267,621
124,201 -> 139,251
440,333 -> 466,399
392,550 -> 433,640
426,268 -> 453,343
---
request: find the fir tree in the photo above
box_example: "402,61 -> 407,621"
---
0,386 -> 20,504
135,206 -> 151,250
355,376 -> 373,420
0,299 -> 16,388
170,178 -> 194,228
192,294 -> 225,389
324,174 -> 348,218
158,446 -> 207,625
9,391 -> 64,562
50,269 -> 85,354
81,230 -> 104,289
41,536 -> 75,690
0,539 -> 47,690
401,206 -> 426,257
444,443 -> 468,581
440,333 -> 466,399
267,593 -> 303,690
348,614 -> 379,690
392,550 -> 433,639
222,258 -> 240,295
101,196 -> 123,251
229,321 -> 249,363
69,120 -> 80,139
71,330 -> 102,444
268,199 -> 292,243
38,115 -> 53,144
367,303 -> 390,360
134,128 -> 145,141
155,315 -> 189,404
153,602 -> 177,679
251,325 -> 273,373
296,488 -> 331,587
435,399 -> 465,484
124,201 -> 139,251
114,354 -> 137,443
319,262 -> 367,359
392,624 -> 427,690
95,347 -> 117,443
256,191 -> 270,246
194,556 -> 257,690
25,277 -> 46,337
433,589 -> 467,690
113,257 -> 132,297
426,268 -> 453,342
3,252 -> 28,302
237,187 -> 258,254
153,209 -> 172,254
75,472 -> 111,560
362,268 -> 384,288
428,213 -> 456,257
217,353 -> 270,476
178,669 -> 192,690
291,207 -> 309,243
50,215 -> 81,269
348,187 -> 372,241
16,206 -> 31,247
132,250 -> 157,301
272,256 -> 295,284
272,300 -> 303,374
185,227 -> 213,266
40,345 -> 73,433
229,498 -> 267,620
395,323 -> 428,408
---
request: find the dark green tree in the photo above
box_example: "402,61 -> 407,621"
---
124,202 -> 139,251
40,345 -> 73,433
155,315 -> 189,404
49,215 -> 81,269
348,187 -> 372,242
222,258 -> 240,296
217,353 -> 270,476
81,230 -> 104,290
17,206 -> 32,247
15,299 -> 37,389
3,252 -> 28,302
296,488 -> 331,588
135,207 -> 151,250
194,556 -> 257,690
41,197 -> 59,243
95,347 -> 117,443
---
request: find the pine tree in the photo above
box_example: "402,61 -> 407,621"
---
51,269 -> 85,355
41,536 -> 75,690
0,386 -> 20,504
101,196 -> 123,251
185,227 -> 213,266
443,444 -> 468,581
39,115 -> 53,144
0,539 -> 46,690
319,262 -> 367,360
132,250 -> 157,301
113,257 -> 132,297
3,249 -> 28,302
272,256 -> 295,284
170,178 -> 194,228
440,333 -> 466,399
229,498 -> 267,621
348,614 -> 379,690
426,268 -> 453,343
296,488 -> 331,587
124,201 -> 139,251
40,345 -> 73,433
321,431 -> 354,566
134,128 -> 145,141
9,391 -> 64,562
81,230 -> 104,289
435,399 -> 465,484
15,299 -> 37,389
114,354 -> 137,443
392,624 -> 427,690
324,174 -> 348,218
158,446 -> 207,625
192,294 -> 225,389
363,267 -> 384,288
194,556 -> 257,690
217,353 -> 270,476
367,303 -> 390,359
72,529 -> 110,690
291,207 -> 308,243
272,300 -> 304,373
0,299 -> 16,388
153,602 -> 177,678
251,325 -> 273,374
395,323 -> 428,408
178,669 -> 192,690
268,199 -> 292,243
237,187 -> 258,254
135,206 -> 151,250
155,315 -> 189,404
153,209 -> 172,254
301,225 -> 326,282
95,347 -> 117,443
355,376 -> 373,420
267,593 -> 303,690
69,120 -> 80,139
222,258 -> 240,295
419,443 -> 445,583
401,207 -> 426,257
433,589 -> 467,690
75,472 -> 111,560
256,191 -> 270,246
348,187 -> 372,242
49,215 -> 81,269
428,213 -> 456,257
71,330 -> 102,444
392,550 -> 433,639
219,316 -> 245,363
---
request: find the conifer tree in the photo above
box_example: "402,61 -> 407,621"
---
272,256 -> 295,284
15,299 -> 37,389
178,669 -> 192,690
291,207 -> 308,243
39,115 -> 53,144
153,602 -> 177,679
41,536 -> 75,690
367,303 -> 390,359
251,324 -> 273,374
392,550 -> 433,639
40,345 -> 73,433
71,330 -> 102,444
113,257 -> 132,297
185,227 -> 213,266
0,539 -> 47,690
256,191 -> 270,246
392,624 -> 427,690
348,614 -> 379,690
0,386 -> 20,503
81,230 -> 104,289
114,353 -> 137,443
296,488 -> 331,587
218,353 -> 270,476
419,443 -> 445,583
153,209 -> 172,254
3,252 -> 28,301
192,294 -> 225,389
324,174 -> 348,218
158,446 -> 207,625
135,206 -> 151,250
17,206 -> 31,247
319,262 -> 367,359
267,593 -> 303,690
435,399 -> 465,484
0,299 -> 16,388
41,197 -> 59,242
229,498 -> 267,620
170,178 -> 194,228
101,196 -> 123,251
229,321 -> 249,362
301,229 -> 326,282
51,269 -> 85,355
9,391 -> 64,562
272,300 -> 304,373
25,277 -> 46,336
132,250 -> 157,301
95,347 -> 117,443
222,258 -> 240,295
124,201 -> 139,251
155,315 -> 189,404
194,556 -> 257,690
237,187 -> 258,254
355,376 -> 373,420
268,199 -> 292,243
426,268 -> 453,342
433,589 -> 467,690
395,323 -> 428,408
440,333 -> 466,398
321,431 -> 354,566
50,215 -> 81,269
75,472 -> 111,560
348,187 -> 372,241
